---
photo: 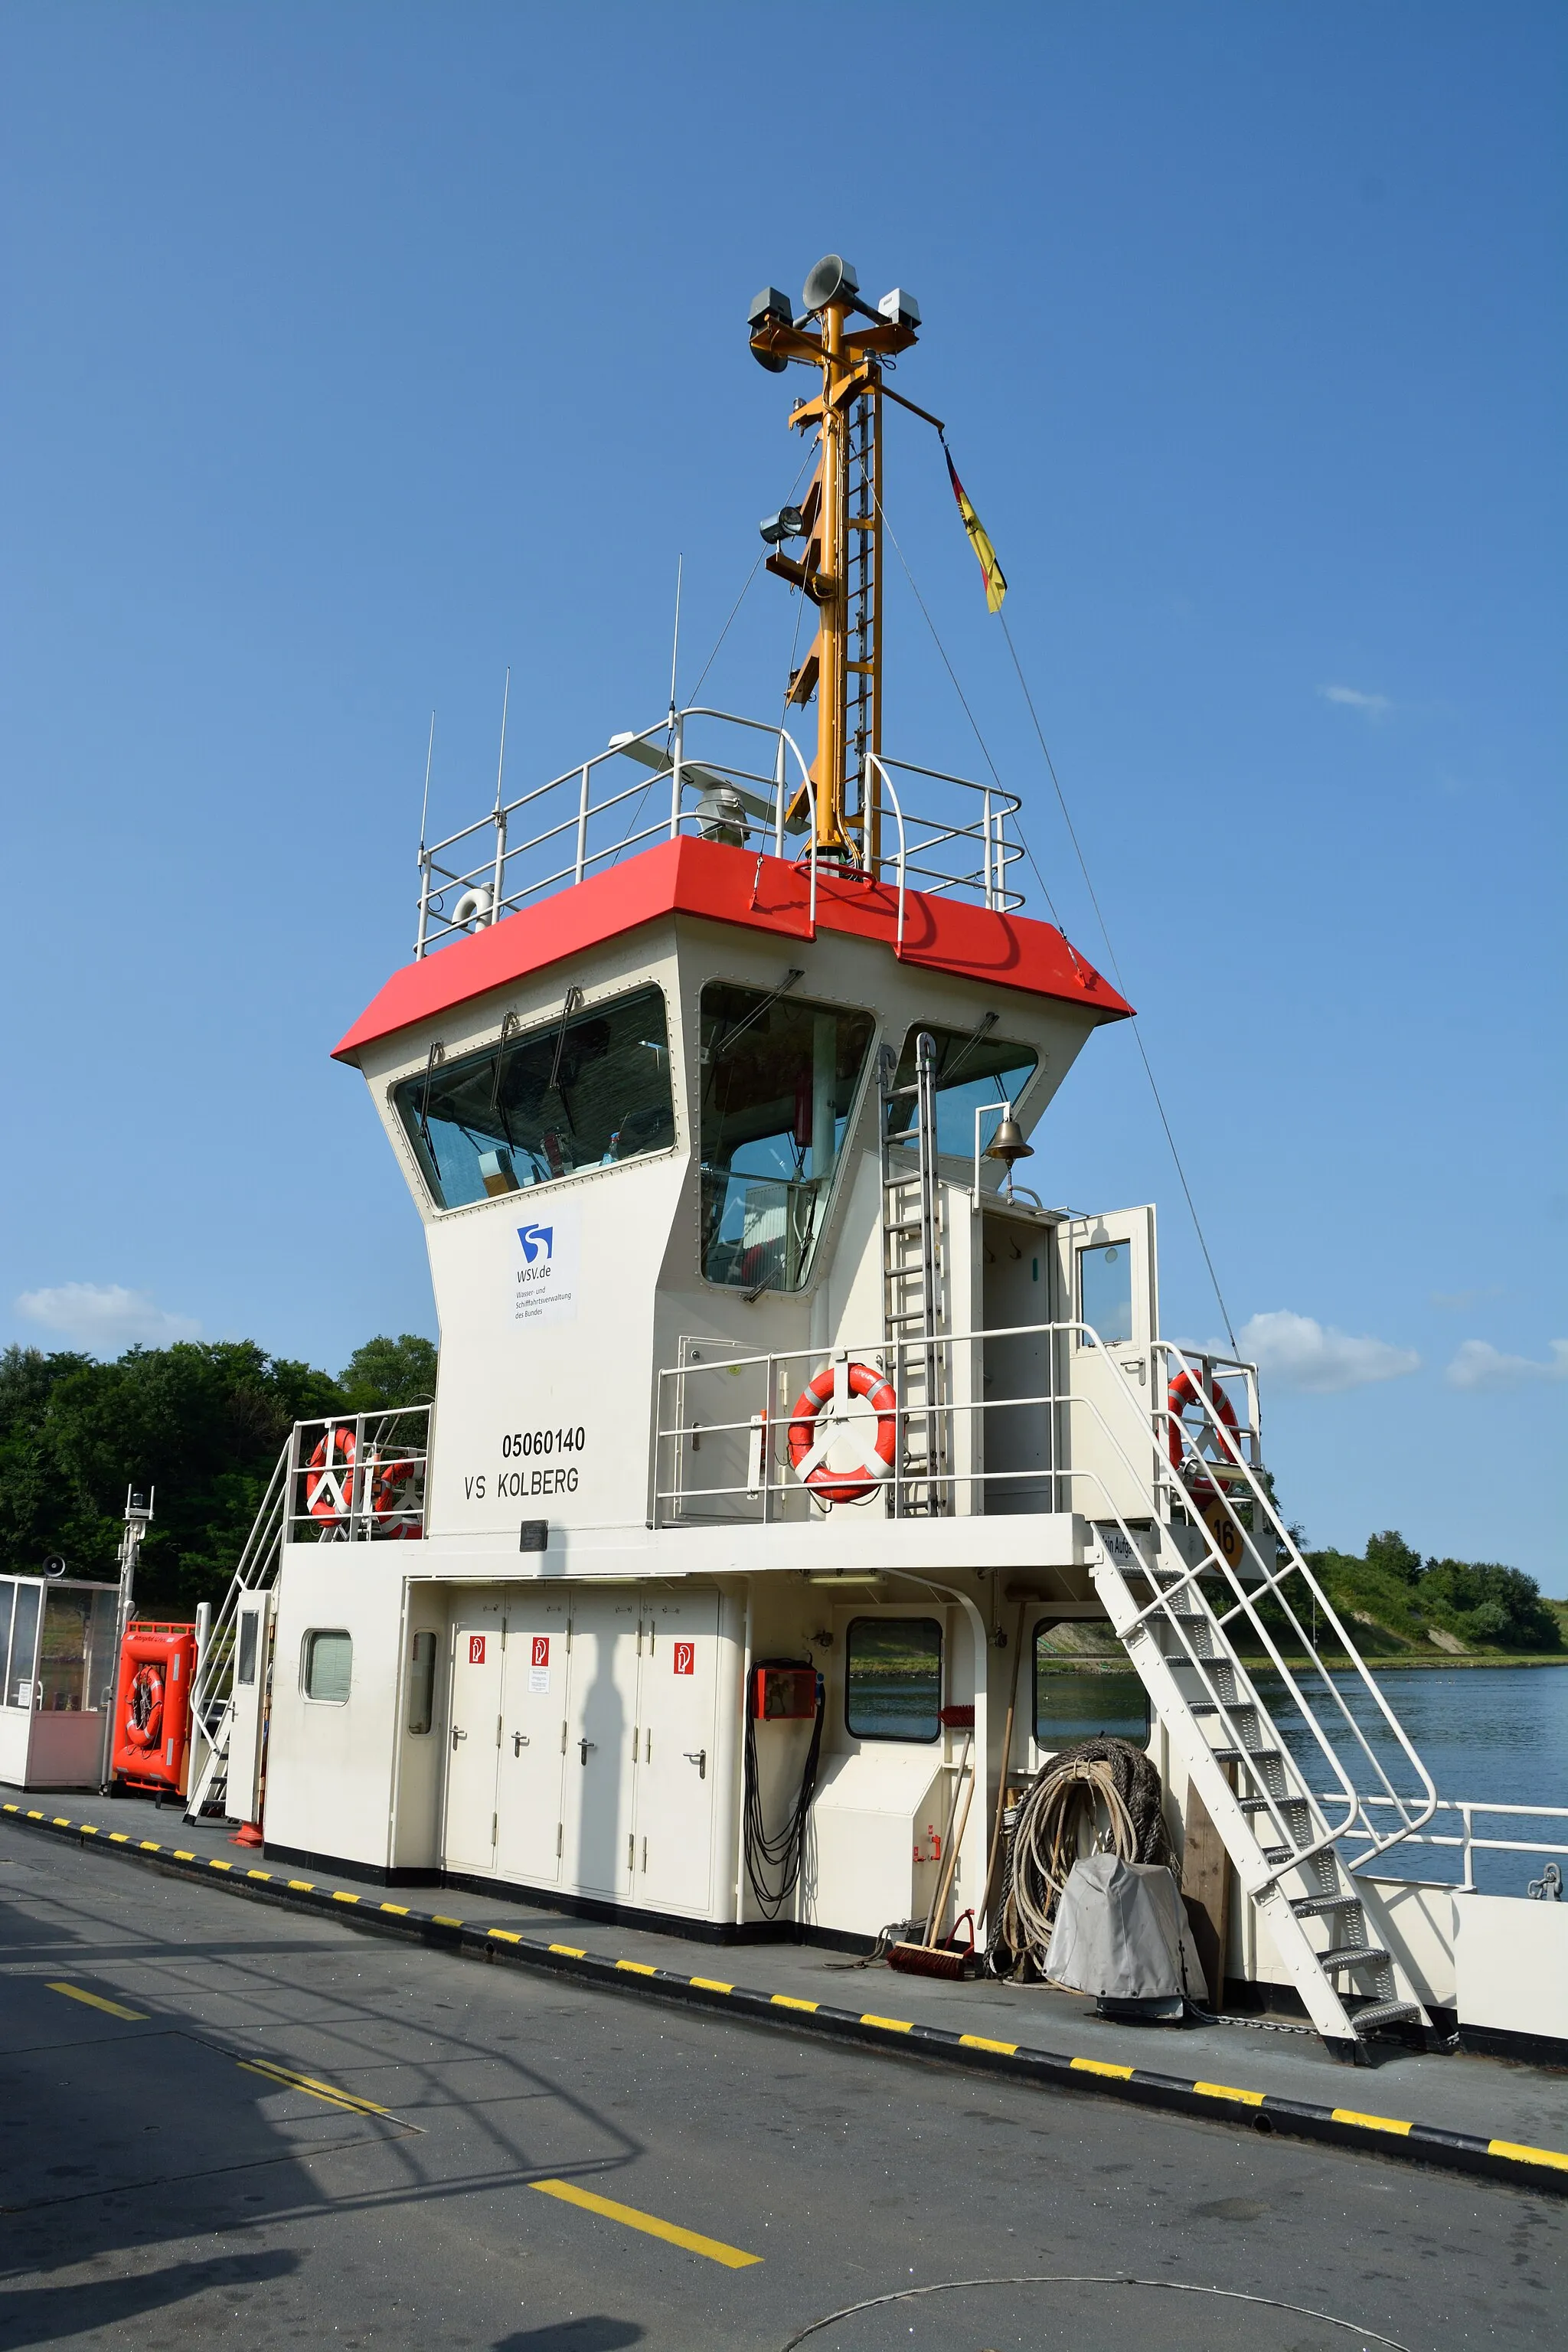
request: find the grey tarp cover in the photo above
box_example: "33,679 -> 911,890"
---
1044,1853 -> 1204,2000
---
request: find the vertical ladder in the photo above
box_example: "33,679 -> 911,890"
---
1090,1530 -> 1434,2060
185,1440 -> 289,1821
844,391 -> 880,866
879,1031 -> 946,1515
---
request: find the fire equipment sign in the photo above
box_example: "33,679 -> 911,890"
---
531,1636 -> 549,1668
528,1633 -> 550,1693
673,1640 -> 695,1676
469,1635 -> 486,1665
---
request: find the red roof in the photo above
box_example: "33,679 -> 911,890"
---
332,838 -> 1132,1063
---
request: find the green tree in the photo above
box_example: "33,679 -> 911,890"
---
338,1334 -> 439,1413
1365,1529 -> 1423,1583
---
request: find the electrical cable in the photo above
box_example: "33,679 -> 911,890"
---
778,2272 -> 1413,2351
742,1661 -> 825,1919
991,1736 -> 1171,1978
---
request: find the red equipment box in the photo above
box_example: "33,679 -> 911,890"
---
111,1622 -> 197,1794
752,1664 -> 818,1721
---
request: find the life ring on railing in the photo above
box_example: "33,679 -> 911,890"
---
371,1455 -> 423,1539
304,1428 -> 356,1527
1166,1367 -> 1242,1505
787,1361 -> 898,1506
125,1664 -> 164,1751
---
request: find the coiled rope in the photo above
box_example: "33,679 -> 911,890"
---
991,1736 -> 1171,1977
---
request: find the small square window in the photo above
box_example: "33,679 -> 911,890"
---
1078,1242 -> 1132,1345
237,1612 -> 259,1688
845,1616 -> 942,1742
303,1629 -> 352,1704
407,1630 -> 437,1736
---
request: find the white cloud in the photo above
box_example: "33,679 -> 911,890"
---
16,1282 -> 201,1353
1445,1339 -> 1568,1393
1237,1309 -> 1420,1395
1318,683 -> 1391,719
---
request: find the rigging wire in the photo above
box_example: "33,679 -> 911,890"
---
997,609 -> 1238,1350
877,475 -> 1237,1352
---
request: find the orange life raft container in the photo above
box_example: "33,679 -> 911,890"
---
110,1623 -> 197,1794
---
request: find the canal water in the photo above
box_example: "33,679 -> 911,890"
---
1255,1664 -> 1568,1896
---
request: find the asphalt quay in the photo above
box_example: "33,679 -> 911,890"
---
2,1815 -> 1563,2350
9,1788 -> 1567,2189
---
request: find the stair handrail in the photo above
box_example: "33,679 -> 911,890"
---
187,1439 -> 290,1785
1134,1340 -> 1439,1867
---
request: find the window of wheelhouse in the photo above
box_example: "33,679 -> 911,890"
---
698,982 -> 874,1292
886,1024 -> 1039,1159
394,984 -> 675,1210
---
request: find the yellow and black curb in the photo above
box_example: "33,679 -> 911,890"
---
7,1799 -> 1566,2197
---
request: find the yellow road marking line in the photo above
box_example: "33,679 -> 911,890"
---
431,1913 -> 463,1927
286,1878 -> 315,1892
489,1927 -> 521,1943
861,2014 -> 913,2034
532,2177 -> 761,2268
1488,2138 -> 1568,2171
1194,2080 -> 1265,2106
690,1975 -> 734,1994
173,1850 -> 195,1861
238,2058 -> 394,2116
27,1809 -> 44,1820
960,2033 -> 1018,2056
616,1959 -> 657,1977
1332,2108 -> 1412,2136
52,1815 -> 73,1827
80,1824 -> 99,1837
381,1901 -> 410,1916
48,1981 -> 147,2022
247,1869 -> 272,1881
769,1994 -> 817,2012
549,1942 -> 586,1958
109,1832 -> 129,1844
210,1859 -> 231,1871
1071,2056 -> 1134,2080
332,1891 -> 359,1904
139,1841 -> 161,1852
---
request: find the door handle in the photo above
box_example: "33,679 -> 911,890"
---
452,1726 -> 467,1749
684,1748 -> 707,1779
579,1738 -> 597,1766
513,1732 -> 530,1755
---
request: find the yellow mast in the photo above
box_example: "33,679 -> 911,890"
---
749,258 -> 922,871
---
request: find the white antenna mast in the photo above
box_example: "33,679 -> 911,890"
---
418,710 -> 436,854
493,667 -> 511,812
668,554 -> 683,721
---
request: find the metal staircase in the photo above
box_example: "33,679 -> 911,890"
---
1079,1348 -> 1440,2060
185,1440 -> 289,1821
879,1031 -> 946,1515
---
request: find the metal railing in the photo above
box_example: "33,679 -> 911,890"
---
1305,1795 -> 1568,1896
652,1318 -> 1438,1875
185,1439 -> 289,1818
286,1406 -> 432,1544
413,707 -> 1024,960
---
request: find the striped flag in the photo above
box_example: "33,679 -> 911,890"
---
944,446 -> 1008,613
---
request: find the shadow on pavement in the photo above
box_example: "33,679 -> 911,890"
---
0,2249 -> 298,2348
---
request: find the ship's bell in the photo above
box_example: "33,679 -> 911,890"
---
985,1113 -> 1034,1171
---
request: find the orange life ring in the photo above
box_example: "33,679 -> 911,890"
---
1166,1367 -> 1242,1504
787,1361 -> 898,1506
125,1663 -> 164,1750
371,1455 -> 423,1538
305,1428 -> 356,1527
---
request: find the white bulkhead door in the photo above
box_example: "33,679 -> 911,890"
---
496,1589 -> 573,1886
226,1590 -> 274,1826
445,1600 -> 506,1874
631,1589 -> 720,1918
560,1588 -> 642,1896
1057,1207 -> 1160,1527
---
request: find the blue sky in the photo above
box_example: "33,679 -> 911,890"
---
2,5 -> 1563,1585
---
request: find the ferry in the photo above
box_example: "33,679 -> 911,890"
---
95,253 -> 1563,2069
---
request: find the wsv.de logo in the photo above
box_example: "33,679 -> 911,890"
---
518,1223 -> 554,1264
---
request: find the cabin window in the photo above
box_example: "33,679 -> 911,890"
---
7,1584 -> 41,1709
887,1024 -> 1039,1160
698,982 -> 874,1292
1033,1621 -> 1149,1749
844,1616 -> 942,1741
394,983 -> 675,1210
0,1582 -> 13,1708
407,1629 -> 438,1735
1077,1242 -> 1132,1345
38,1589 -> 116,1713
303,1629 -> 353,1704
237,1612 -> 260,1687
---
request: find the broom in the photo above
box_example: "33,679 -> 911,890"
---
887,1706 -> 979,1979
